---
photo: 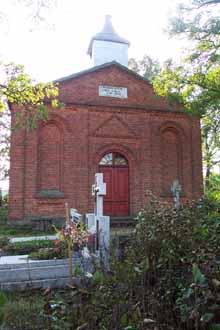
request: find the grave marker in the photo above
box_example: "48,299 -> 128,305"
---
171,180 -> 182,209
90,173 -> 110,270
92,173 -> 106,217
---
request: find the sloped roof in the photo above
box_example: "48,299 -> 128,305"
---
87,15 -> 130,57
54,61 -> 151,85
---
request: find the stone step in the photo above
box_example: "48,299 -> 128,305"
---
110,216 -> 136,227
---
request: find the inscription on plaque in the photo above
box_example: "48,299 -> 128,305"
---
99,85 -> 128,99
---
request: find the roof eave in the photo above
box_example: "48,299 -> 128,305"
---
54,61 -> 151,86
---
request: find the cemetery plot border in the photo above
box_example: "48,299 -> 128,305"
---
0,253 -> 96,291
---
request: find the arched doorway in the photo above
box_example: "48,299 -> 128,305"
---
99,152 -> 129,217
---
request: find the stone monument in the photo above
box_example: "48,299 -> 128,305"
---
87,173 -> 110,270
171,180 -> 182,209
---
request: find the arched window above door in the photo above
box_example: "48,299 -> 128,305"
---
99,152 -> 128,166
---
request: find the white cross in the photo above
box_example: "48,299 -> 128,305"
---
92,173 -> 106,217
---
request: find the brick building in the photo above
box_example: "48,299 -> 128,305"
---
8,16 -> 203,223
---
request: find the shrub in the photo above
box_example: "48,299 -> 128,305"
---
130,192 -> 220,329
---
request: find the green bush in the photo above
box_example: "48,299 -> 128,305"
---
51,193 -> 219,329
130,192 -> 220,329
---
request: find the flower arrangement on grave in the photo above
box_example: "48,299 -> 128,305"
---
55,222 -> 90,251
53,203 -> 90,286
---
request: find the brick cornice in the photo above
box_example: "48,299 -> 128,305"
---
57,101 -> 189,115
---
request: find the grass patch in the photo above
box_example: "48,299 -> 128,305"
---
1,291 -> 46,330
30,247 -> 66,260
0,225 -> 30,237
3,239 -> 56,255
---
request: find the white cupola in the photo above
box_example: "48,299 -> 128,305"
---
87,15 -> 130,67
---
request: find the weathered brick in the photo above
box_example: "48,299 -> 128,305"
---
8,63 -> 203,222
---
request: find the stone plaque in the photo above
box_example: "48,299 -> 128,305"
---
99,85 -> 127,99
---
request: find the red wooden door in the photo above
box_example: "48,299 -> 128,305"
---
99,152 -> 129,217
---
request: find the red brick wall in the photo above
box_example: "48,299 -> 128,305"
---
8,63 -> 203,222
161,128 -> 181,193
39,123 -> 62,190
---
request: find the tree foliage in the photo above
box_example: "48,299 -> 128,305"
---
153,58 -> 220,116
202,109 -> 220,186
0,0 -> 57,28
205,172 -> 220,200
1,63 -> 59,128
0,62 -> 59,180
0,108 -> 10,181
153,0 -> 220,186
128,54 -> 161,82
168,0 -> 220,44
154,0 -> 220,113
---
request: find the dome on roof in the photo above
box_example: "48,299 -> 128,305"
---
87,15 -> 130,58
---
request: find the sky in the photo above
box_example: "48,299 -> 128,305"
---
0,0 -> 186,82
0,0 -> 186,190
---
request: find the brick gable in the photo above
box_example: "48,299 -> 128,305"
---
57,62 -> 181,111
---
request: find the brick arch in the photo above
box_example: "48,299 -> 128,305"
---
94,144 -> 137,169
37,120 -> 64,192
160,124 -> 183,194
159,120 -> 186,139
48,113 -> 72,132
38,116 -> 64,133
37,112 -> 73,138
